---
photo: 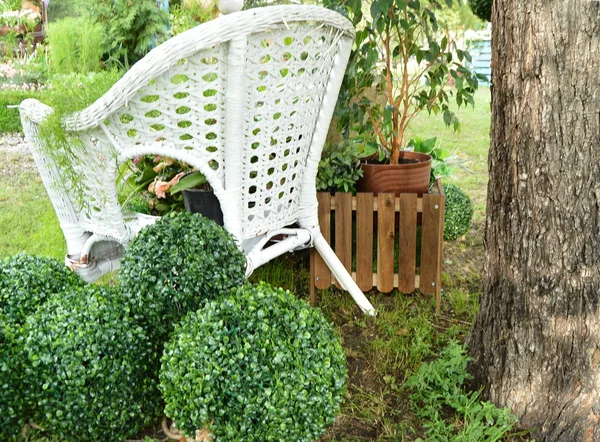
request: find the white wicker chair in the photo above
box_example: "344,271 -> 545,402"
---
19,5 -> 375,314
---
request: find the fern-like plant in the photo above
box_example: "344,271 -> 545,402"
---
83,0 -> 169,68
46,16 -> 104,75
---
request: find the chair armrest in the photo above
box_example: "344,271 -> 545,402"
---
19,98 -> 53,124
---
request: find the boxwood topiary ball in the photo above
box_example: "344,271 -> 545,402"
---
0,254 -> 84,324
160,282 -> 347,442
119,212 -> 246,344
22,286 -> 161,442
0,313 -> 27,442
443,183 -> 474,241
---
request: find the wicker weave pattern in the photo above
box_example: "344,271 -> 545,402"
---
109,45 -> 228,183
20,5 -> 376,314
241,26 -> 339,236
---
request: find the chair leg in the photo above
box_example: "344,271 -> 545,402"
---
312,233 -> 375,316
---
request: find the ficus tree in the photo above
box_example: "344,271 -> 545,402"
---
325,0 -> 484,163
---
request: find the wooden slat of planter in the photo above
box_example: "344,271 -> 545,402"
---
377,193 -> 395,292
330,197 -> 423,213
352,273 -> 421,289
314,192 -> 331,290
398,194 -> 417,293
335,192 -> 353,288
420,194 -> 444,302
434,191 -> 445,313
356,193 -> 374,291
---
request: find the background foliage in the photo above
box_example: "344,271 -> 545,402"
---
81,0 -> 169,68
467,0 -> 492,22
46,16 -> 104,75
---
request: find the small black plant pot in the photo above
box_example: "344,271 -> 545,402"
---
182,189 -> 224,226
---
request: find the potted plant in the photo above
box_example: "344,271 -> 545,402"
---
326,0 -> 484,195
121,156 -> 223,224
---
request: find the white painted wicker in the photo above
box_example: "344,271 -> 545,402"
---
19,5 -> 375,314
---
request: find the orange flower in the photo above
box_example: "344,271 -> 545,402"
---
148,172 -> 185,199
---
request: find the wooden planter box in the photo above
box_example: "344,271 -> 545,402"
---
310,182 -> 445,312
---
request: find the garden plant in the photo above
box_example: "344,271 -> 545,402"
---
326,0 -> 485,163
21,285 -> 161,442
119,212 -> 247,344
443,182 -> 473,240
160,282 -> 347,441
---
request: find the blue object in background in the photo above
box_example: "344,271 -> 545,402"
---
467,37 -> 492,85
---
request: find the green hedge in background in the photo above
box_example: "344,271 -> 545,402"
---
0,90 -> 43,134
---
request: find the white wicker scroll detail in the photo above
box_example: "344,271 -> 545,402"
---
19,5 -> 375,315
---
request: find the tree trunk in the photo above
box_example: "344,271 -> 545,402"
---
467,1 -> 600,440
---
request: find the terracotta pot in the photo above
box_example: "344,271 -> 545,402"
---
357,151 -> 432,195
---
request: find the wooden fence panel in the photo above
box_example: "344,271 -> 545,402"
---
356,193 -> 374,291
398,193 -> 417,293
310,190 -> 444,312
377,193 -> 395,292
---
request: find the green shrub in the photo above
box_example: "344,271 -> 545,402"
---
47,16 -> 104,75
317,140 -> 364,193
405,342 -> 516,440
0,89 -> 43,133
468,0 -> 492,22
47,0 -> 87,22
119,212 -> 247,343
0,313 -> 27,442
443,183 -> 473,241
22,286 -> 161,442
0,253 -> 84,324
83,0 -> 169,67
160,282 -> 347,441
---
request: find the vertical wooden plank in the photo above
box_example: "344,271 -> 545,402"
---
398,194 -> 417,293
377,193 -> 395,292
335,192 -> 353,288
435,193 -> 445,314
420,194 -> 444,297
356,193 -> 374,291
309,248 -> 317,306
314,192 -> 331,289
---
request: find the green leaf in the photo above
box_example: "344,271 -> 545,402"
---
443,110 -> 453,126
169,171 -> 208,194
135,165 -> 157,185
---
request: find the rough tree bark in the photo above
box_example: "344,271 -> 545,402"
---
467,1 -> 600,440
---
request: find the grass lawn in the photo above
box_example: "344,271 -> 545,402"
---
1,88 -> 529,441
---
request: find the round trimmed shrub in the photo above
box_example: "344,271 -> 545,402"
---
468,0 -> 492,22
443,183 -> 474,241
0,313 -> 27,442
0,254 -> 84,324
160,282 -> 347,441
22,286 -> 161,442
119,212 -> 247,343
